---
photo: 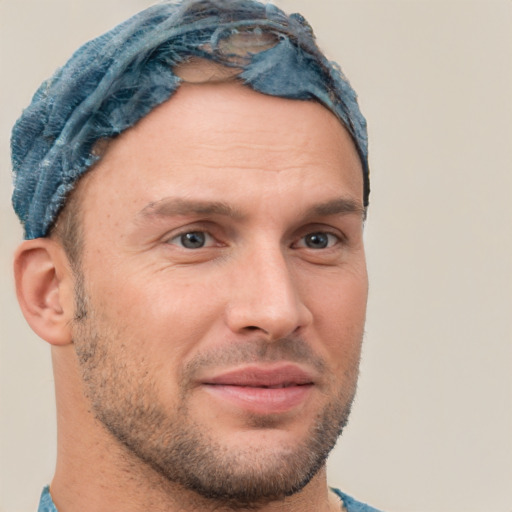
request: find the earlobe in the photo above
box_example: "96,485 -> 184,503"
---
14,238 -> 75,346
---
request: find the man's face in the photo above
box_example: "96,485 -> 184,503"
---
71,82 -> 368,505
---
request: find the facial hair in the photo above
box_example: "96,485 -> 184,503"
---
72,272 -> 360,509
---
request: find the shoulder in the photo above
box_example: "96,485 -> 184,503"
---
331,487 -> 385,512
38,486 -> 58,512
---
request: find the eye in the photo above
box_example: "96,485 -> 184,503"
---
169,231 -> 214,249
298,231 -> 339,250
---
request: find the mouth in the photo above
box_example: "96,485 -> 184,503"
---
200,364 -> 315,414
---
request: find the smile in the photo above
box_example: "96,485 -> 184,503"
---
200,364 -> 316,414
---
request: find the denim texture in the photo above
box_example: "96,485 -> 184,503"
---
12,0 -> 369,239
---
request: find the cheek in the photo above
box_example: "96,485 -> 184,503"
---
88,268 -> 226,365
303,266 -> 368,366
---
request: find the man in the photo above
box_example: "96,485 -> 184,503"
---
11,1 -> 380,511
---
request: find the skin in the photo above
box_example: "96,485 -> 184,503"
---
14,82 -> 367,512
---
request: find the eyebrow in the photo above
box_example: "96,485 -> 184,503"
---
137,196 -> 366,222
306,197 -> 367,220
138,197 -> 245,220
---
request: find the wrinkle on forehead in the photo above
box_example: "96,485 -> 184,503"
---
128,81 -> 360,170
76,82 -> 365,234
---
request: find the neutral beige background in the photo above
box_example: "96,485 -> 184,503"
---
1,1 -> 511,511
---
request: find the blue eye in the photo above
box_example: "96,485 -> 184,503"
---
181,232 -> 205,249
170,231 -> 212,249
302,232 -> 337,249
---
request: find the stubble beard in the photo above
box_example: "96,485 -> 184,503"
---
72,273 -> 360,509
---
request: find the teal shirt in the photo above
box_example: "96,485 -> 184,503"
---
38,485 -> 383,511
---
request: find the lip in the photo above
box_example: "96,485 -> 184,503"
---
200,364 -> 315,415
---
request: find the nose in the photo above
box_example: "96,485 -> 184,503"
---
224,245 -> 313,341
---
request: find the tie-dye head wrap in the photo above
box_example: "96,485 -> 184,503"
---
11,0 -> 369,239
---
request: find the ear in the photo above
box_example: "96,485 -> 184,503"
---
14,238 -> 75,346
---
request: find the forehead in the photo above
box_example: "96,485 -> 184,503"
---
77,82 -> 363,224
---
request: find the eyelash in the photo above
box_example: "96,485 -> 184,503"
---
293,231 -> 342,250
167,230 -> 218,249
166,228 -> 344,251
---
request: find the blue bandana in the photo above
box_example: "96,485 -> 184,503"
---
11,0 -> 369,239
